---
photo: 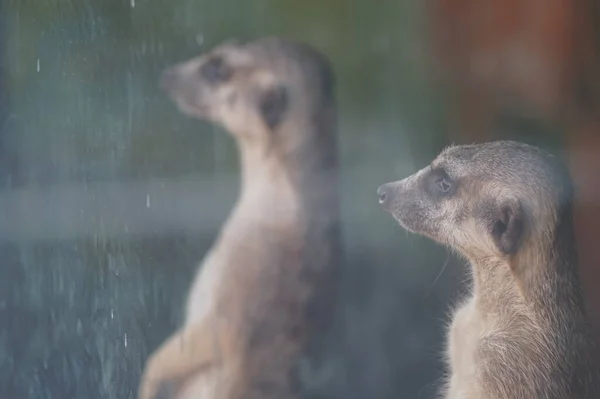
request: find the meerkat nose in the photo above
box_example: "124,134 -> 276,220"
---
377,184 -> 390,207
160,68 -> 177,92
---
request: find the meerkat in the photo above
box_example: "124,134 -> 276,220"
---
377,141 -> 600,398
138,37 -> 342,399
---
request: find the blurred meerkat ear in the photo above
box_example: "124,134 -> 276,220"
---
490,198 -> 525,256
259,85 -> 289,130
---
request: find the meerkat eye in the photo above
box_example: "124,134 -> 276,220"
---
200,57 -> 232,84
436,177 -> 452,193
428,168 -> 454,196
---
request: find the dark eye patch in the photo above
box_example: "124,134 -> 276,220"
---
199,56 -> 232,84
425,167 -> 456,198
259,85 -> 289,130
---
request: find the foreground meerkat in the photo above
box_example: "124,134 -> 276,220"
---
138,37 -> 341,399
377,141 -> 600,398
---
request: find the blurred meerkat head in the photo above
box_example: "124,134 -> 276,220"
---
160,37 -> 335,156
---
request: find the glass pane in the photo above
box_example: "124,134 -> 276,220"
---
2,1 -> 599,398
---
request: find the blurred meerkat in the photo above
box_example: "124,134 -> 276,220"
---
378,141 -> 600,398
138,37 -> 342,399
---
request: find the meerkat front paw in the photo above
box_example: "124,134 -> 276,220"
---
138,355 -> 169,399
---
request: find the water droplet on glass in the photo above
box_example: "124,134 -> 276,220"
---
124,333 -> 128,347
36,59 -> 40,72
196,34 -> 204,46
146,194 -> 151,208
130,0 -> 135,7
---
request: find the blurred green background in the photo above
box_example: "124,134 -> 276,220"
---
0,1 -> 473,398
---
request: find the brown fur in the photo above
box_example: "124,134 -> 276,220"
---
378,141 -> 600,398
138,37 -> 342,399
427,0 -> 600,141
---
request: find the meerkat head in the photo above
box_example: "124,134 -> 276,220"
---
160,37 -> 335,154
377,141 -> 573,262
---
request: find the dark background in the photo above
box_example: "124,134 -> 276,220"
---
1,1 -> 599,398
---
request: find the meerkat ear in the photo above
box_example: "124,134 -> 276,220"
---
259,85 -> 288,130
491,199 -> 525,255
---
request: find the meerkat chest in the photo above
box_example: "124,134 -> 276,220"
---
446,297 -> 482,395
183,212 -> 296,325
184,247 -> 228,325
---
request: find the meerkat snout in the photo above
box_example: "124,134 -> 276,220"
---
377,182 -> 402,210
376,184 -> 388,206
377,178 -> 414,209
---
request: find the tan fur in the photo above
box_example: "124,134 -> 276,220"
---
379,141 -> 600,398
138,37 -> 341,399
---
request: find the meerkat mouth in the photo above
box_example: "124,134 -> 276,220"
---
173,97 -> 209,119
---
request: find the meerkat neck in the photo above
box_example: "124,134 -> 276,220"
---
470,257 -> 518,308
233,141 -> 301,230
527,212 -> 588,324
285,107 -> 340,222
236,108 -> 339,235
471,211 -> 586,326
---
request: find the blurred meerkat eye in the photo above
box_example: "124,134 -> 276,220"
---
199,57 -> 232,84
